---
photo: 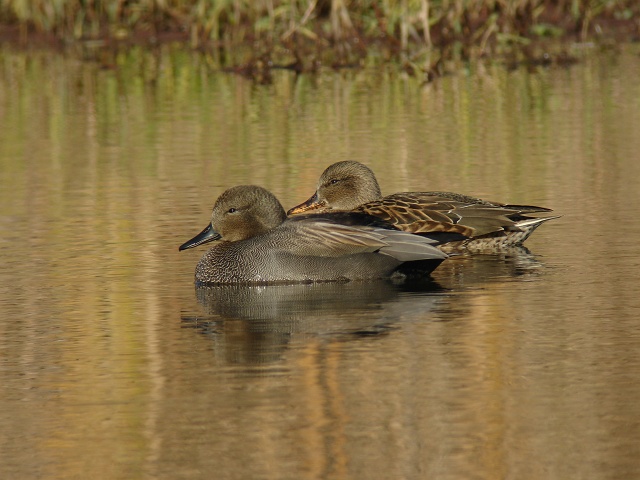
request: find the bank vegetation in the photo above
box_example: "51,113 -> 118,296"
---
1,1 -> 638,77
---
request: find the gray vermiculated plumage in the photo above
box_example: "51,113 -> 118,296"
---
180,185 -> 447,284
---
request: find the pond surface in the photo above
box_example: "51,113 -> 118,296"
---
1,44 -> 640,479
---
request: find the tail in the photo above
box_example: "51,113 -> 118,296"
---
509,215 -> 561,244
514,215 -> 561,230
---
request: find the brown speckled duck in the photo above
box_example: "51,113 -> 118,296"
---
179,185 -> 447,284
287,161 -> 559,252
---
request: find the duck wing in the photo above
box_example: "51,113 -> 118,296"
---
355,192 -> 555,238
278,217 -> 446,261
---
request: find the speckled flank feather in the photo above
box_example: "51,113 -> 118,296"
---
438,216 -> 560,253
287,161 -> 559,252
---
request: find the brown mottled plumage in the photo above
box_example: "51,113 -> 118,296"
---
179,185 -> 447,284
287,161 -> 559,252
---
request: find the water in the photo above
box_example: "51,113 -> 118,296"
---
1,44 -> 640,479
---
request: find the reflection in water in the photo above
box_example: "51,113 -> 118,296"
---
179,247 -> 544,370
183,280 -> 446,365
433,246 -> 546,290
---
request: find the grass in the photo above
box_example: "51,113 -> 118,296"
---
1,1 -> 639,77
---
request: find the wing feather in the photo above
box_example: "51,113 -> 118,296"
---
276,218 -> 445,261
354,192 -> 556,238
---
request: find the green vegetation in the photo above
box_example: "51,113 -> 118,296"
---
1,1 -> 638,76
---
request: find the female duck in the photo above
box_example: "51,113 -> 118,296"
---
179,185 -> 447,284
287,161 -> 559,251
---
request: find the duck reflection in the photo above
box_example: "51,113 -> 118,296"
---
432,245 -> 546,290
180,246 -> 546,366
181,279 -> 446,365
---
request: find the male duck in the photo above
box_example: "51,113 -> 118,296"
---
179,185 -> 447,284
287,161 -> 559,252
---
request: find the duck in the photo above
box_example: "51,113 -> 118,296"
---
179,185 -> 447,284
287,161 -> 559,252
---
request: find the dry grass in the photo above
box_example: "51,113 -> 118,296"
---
1,1 -> 638,76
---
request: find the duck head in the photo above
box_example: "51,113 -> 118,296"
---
288,161 -> 383,215
179,185 -> 287,250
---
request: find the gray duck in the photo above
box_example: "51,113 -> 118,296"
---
179,185 -> 447,284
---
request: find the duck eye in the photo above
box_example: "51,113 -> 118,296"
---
227,208 -> 236,213
330,179 -> 339,185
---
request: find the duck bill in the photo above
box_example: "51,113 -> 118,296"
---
287,193 -> 328,215
179,223 -> 222,251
